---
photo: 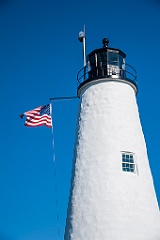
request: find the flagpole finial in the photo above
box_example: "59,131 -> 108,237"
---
20,114 -> 24,119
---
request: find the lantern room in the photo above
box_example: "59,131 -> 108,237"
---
77,38 -> 137,97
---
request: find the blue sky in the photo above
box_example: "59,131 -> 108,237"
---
0,0 -> 160,239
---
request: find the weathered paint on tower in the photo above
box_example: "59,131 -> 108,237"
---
64,38 -> 160,240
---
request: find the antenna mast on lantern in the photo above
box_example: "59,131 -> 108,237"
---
78,25 -> 86,79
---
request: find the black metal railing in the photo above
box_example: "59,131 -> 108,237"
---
77,61 -> 137,89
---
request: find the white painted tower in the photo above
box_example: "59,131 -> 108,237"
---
64,38 -> 160,240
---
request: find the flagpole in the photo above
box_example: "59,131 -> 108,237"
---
49,95 -> 79,238
50,101 -> 60,239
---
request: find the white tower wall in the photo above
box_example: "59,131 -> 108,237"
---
64,80 -> 160,240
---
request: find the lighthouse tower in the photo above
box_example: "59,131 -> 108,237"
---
64,38 -> 160,240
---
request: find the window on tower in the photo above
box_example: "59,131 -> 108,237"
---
122,152 -> 136,173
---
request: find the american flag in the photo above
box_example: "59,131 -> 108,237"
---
21,104 -> 52,128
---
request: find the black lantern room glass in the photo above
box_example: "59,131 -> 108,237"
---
88,47 -> 126,79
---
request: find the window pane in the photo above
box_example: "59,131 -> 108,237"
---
107,51 -> 118,65
130,155 -> 133,163
119,55 -> 125,71
97,51 -> 107,64
119,55 -> 124,69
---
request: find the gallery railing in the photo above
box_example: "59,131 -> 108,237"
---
77,61 -> 137,89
